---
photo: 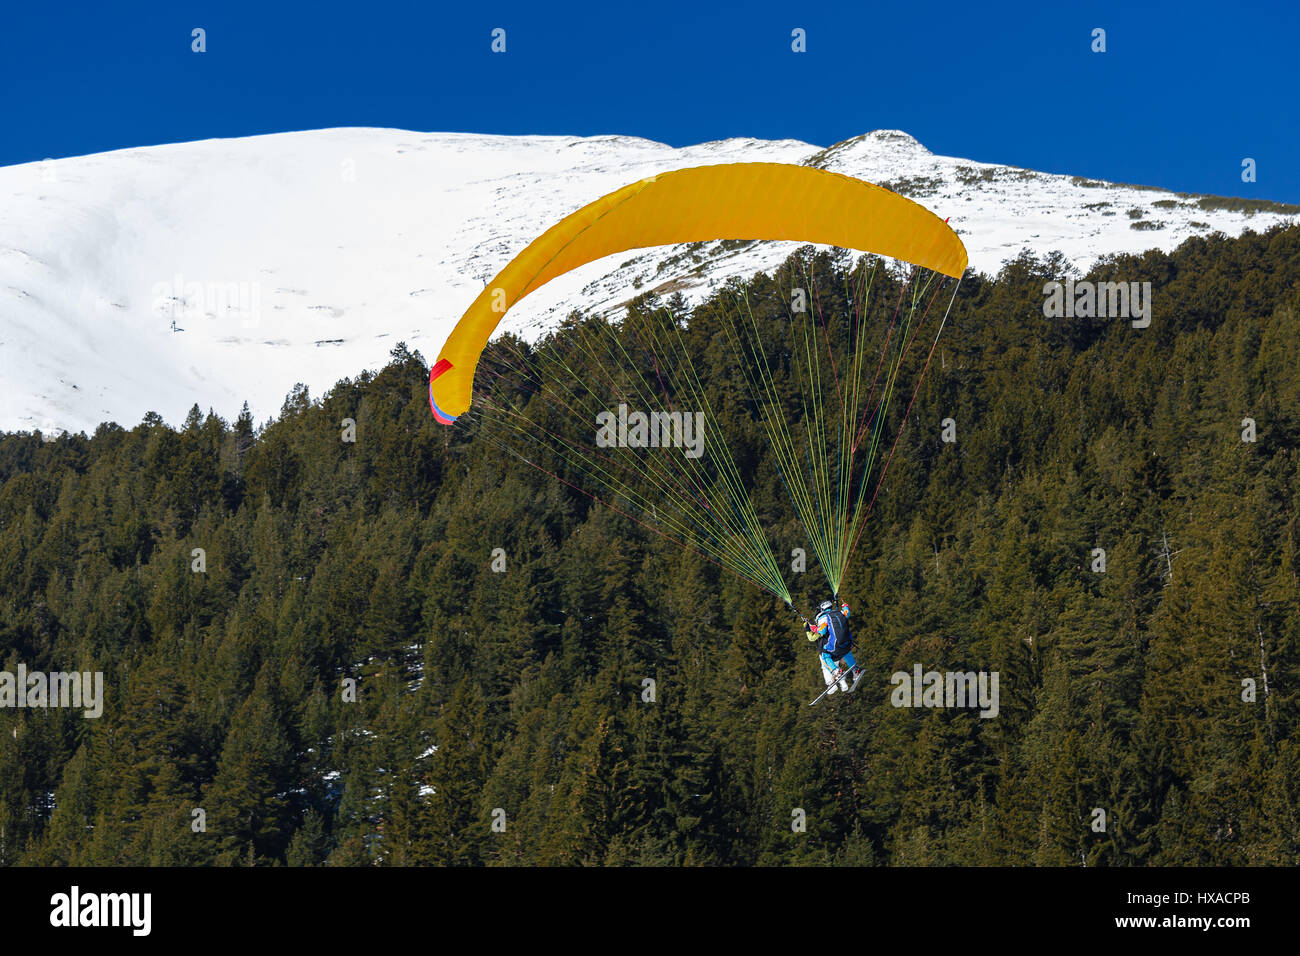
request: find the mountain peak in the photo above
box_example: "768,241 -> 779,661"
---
806,130 -> 932,171
864,129 -> 927,149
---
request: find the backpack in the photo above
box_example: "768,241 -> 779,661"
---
819,607 -> 853,659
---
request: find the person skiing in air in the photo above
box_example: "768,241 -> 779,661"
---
806,598 -> 862,695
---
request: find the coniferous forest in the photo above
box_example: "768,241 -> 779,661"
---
1,225 -> 1297,866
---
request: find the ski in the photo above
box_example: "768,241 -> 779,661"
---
810,664 -> 866,706
809,665 -> 851,706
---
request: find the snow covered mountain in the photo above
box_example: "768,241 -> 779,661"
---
3,128 -> 1297,437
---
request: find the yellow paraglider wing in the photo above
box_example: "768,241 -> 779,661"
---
429,162 -> 967,423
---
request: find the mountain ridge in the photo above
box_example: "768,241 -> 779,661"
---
2,127 -> 1296,436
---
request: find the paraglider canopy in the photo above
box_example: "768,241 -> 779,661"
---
429,162 -> 967,424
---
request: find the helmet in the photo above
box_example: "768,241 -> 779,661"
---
818,600 -> 834,613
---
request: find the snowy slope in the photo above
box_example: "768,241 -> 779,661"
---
2,128 -> 1296,437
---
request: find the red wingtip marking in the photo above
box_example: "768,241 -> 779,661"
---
428,359 -> 458,424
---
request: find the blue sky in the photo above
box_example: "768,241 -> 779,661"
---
4,1 -> 1297,201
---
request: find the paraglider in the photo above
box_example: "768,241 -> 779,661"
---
429,162 -> 967,701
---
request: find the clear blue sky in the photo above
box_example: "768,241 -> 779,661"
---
4,0 -> 1297,202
